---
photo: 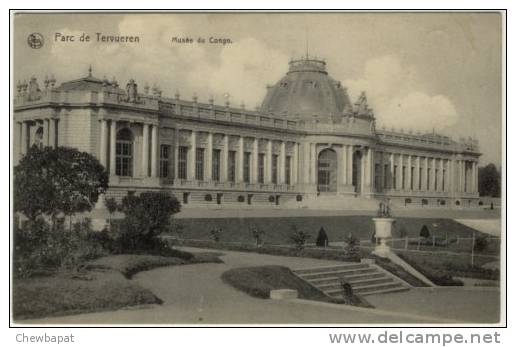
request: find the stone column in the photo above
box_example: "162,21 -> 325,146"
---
174,128 -> 179,179
20,121 -> 28,156
279,141 -> 286,184
266,139 -> 272,183
237,136 -> 244,182
221,134 -> 229,182
150,124 -> 159,178
99,119 -> 108,167
303,142 -> 310,184
311,143 -> 317,184
415,156 -> 420,191
439,159 -> 444,192
347,145 -> 353,187
472,161 -> 478,194
141,123 -> 149,177
341,145 -> 348,186
252,138 -> 259,183
206,132 -> 213,182
407,155 -> 412,191
397,154 -> 403,190
367,147 -> 374,189
293,142 -> 299,184
187,130 -> 196,180
422,157 -> 428,191
109,120 -> 117,176
389,153 -> 394,190
43,119 -> 49,147
49,119 -> 57,148
448,159 -> 454,193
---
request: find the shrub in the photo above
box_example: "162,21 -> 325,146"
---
237,195 -> 245,203
474,236 -> 489,252
296,194 -> 303,202
13,217 -> 108,278
479,201 -> 484,206
204,194 -> 212,202
250,226 -> 265,246
455,200 -> 461,206
115,192 -> 181,253
344,233 -> 360,259
315,227 -> 329,247
420,225 -> 430,239
268,195 -> 275,203
289,225 -> 310,251
210,228 -> 222,243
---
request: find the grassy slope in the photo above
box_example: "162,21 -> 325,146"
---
13,271 -> 162,320
175,216 -> 487,244
221,265 -> 371,307
13,251 -> 223,320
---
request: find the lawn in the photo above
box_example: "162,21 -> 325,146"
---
395,250 -> 500,281
13,270 -> 161,320
172,216 -> 489,245
221,265 -> 371,307
13,251 -> 223,320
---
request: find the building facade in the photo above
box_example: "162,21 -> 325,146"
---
13,58 -> 481,209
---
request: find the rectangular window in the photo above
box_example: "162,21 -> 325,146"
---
374,163 -> 381,190
116,142 -> 133,177
383,164 -> 389,189
285,156 -> 291,185
178,146 -> 188,180
393,165 -> 397,189
228,150 -> 236,182
212,149 -> 221,181
271,154 -> 278,184
195,148 -> 204,180
402,166 -> 406,189
159,145 -> 170,178
258,153 -> 265,183
243,152 -> 251,183
442,169 -> 446,191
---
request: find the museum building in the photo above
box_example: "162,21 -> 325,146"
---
13,57 -> 481,209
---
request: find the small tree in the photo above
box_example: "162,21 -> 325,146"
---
474,236 -> 489,253
290,225 -> 310,251
210,228 -> 222,243
250,226 -> 265,247
420,225 -> 430,239
14,146 -> 108,227
117,191 -> 181,251
344,232 -> 360,259
316,227 -> 329,247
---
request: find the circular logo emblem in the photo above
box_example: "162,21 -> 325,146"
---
27,33 -> 44,49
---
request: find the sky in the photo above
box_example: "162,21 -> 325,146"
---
13,12 -> 502,166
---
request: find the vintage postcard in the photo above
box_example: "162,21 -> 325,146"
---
11,11 -> 504,326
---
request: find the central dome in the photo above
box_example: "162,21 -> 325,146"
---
260,57 -> 352,121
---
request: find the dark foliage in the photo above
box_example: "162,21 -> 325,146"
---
420,225 -> 430,239
115,192 -> 181,253
14,146 -> 108,221
478,163 -> 501,197
316,227 -> 329,247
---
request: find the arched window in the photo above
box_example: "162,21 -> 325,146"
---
116,128 -> 134,177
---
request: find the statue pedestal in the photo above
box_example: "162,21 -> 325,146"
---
372,217 -> 394,258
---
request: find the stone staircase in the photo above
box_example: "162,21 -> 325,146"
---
293,262 -> 410,297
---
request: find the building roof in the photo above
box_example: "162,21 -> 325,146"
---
260,57 -> 352,122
